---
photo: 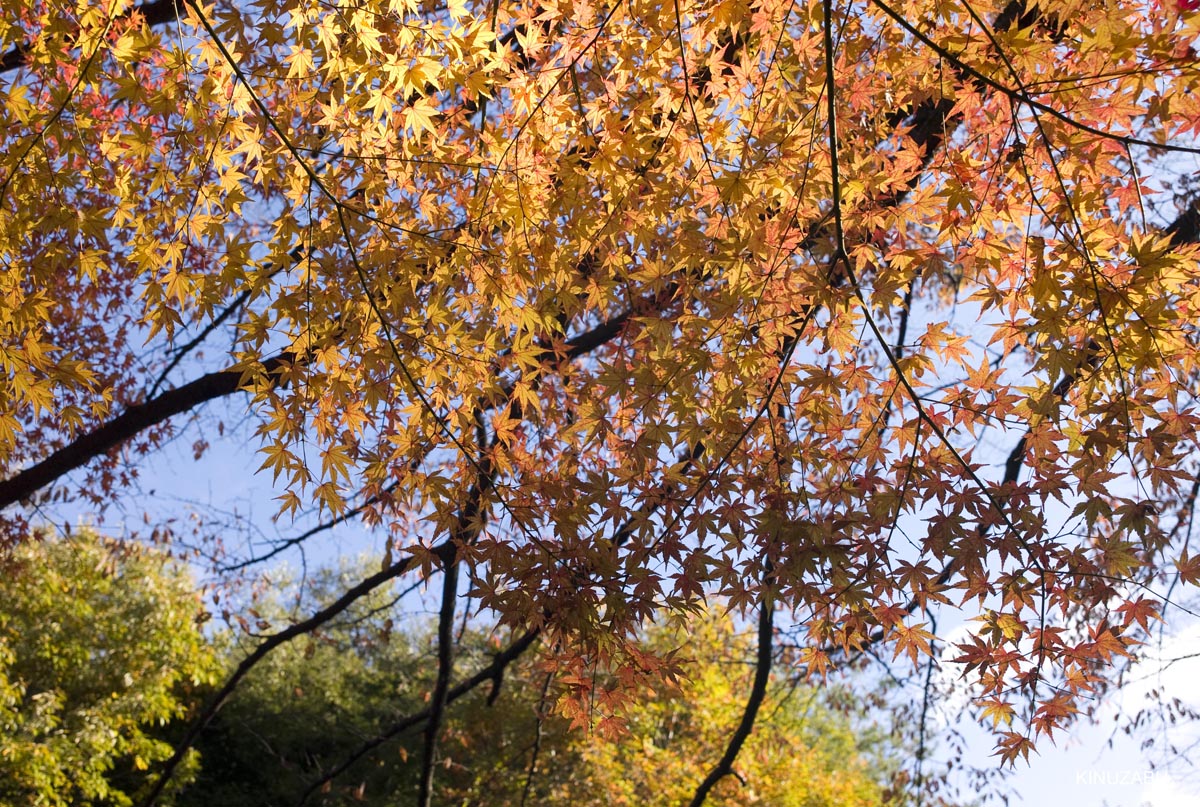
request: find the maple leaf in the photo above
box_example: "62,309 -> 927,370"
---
978,697 -> 1015,728
891,621 -> 936,666
1178,551 -> 1200,586
1115,598 -> 1161,633
993,732 -> 1037,767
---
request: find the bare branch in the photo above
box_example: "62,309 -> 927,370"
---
219,480 -> 400,574
519,673 -> 554,807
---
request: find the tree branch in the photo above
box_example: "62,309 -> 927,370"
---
295,629 -> 542,806
687,565 -> 774,807
0,280 -> 656,514
218,479 -> 401,574
139,549 -> 425,807
417,544 -> 459,807
0,0 -> 184,74
0,352 -> 293,510
519,672 -> 554,807
1001,207 -> 1200,491
1166,197 -> 1200,248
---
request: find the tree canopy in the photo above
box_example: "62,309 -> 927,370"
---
2,0 -> 1200,802
0,530 -> 217,807
0,542 -> 896,806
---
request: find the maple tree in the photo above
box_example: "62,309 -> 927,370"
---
2,0 -> 1200,802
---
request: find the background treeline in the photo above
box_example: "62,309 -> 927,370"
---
0,532 -> 906,807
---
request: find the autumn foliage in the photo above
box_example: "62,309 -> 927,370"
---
2,0 -> 1200,802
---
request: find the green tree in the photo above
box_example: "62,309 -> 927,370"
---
0,531 -> 219,807
178,566 -> 430,807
